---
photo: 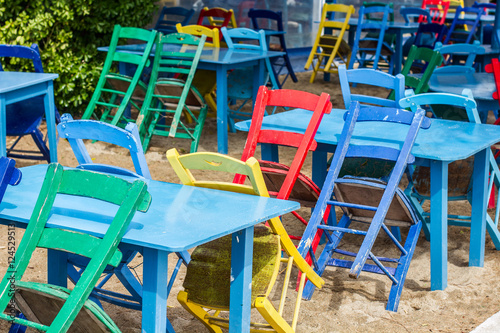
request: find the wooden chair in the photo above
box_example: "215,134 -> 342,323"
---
472,1 -> 495,44
0,163 -> 151,332
0,156 -> 22,200
433,40 -> 485,73
304,3 -> 355,83
154,6 -> 195,34
0,44 -> 61,162
399,89 -> 500,249
349,5 -> 395,74
297,101 -> 430,312
81,25 -> 157,127
413,22 -> 448,49
443,6 -> 483,44
221,27 -> 278,132
197,6 -> 237,34
167,148 -> 324,332
248,8 -> 298,88
362,1 -> 396,46
400,6 -> 432,24
421,0 -> 450,24
137,32 -> 208,153
176,24 -> 219,116
234,86 -> 332,241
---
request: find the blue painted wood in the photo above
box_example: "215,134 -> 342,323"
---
444,6 -> 483,44
338,64 -> 405,109
0,72 -> 58,161
0,164 -> 298,332
154,6 -> 194,34
400,7 -> 432,24
470,148 -> 489,267
434,40 -> 485,72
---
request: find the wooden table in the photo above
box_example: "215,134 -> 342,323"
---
0,72 -> 58,161
235,108 -> 500,291
0,164 -> 299,332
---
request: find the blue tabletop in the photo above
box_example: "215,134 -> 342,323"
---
345,18 -> 419,30
427,72 -> 495,101
235,108 -> 500,162
0,165 -> 299,252
0,72 -> 59,94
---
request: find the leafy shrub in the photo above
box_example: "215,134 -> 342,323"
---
0,0 -> 157,115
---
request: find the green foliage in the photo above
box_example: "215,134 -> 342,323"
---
0,0 -> 157,115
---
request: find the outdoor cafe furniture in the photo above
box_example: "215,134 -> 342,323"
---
443,6 -> 483,45
235,105 -> 500,291
0,163 -> 299,332
153,6 -> 194,35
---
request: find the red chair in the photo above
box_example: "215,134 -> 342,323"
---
196,7 -> 236,29
421,0 -> 450,24
234,86 -> 332,240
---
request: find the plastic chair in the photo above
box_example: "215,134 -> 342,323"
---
349,5 -> 395,74
167,148 -> 324,332
221,27 -> 278,132
399,90 -> 500,248
137,32 -> 208,153
234,86 -> 332,241
176,24 -> 219,116
443,6 -> 483,45
421,0 -> 450,24
339,64 -> 405,109
248,8 -> 298,88
154,6 -> 195,34
0,44 -> 60,162
433,40 -> 485,72
0,163 -> 151,332
304,4 -> 355,83
81,25 -> 157,127
297,101 -> 431,312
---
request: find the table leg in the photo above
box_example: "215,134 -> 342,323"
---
312,150 -> 328,188
216,64 -> 229,154
470,148 -> 488,267
394,30 -> 403,75
142,247 -> 170,333
229,226 -> 254,333
430,160 -> 449,291
43,81 -> 58,162
0,96 -> 5,157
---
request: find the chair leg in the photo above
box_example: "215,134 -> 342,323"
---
31,129 -> 51,162
177,291 -> 223,333
254,297 -> 294,333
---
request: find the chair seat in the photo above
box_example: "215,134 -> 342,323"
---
183,224 -> 280,308
259,160 -> 320,207
318,36 -> 351,57
14,281 -> 119,332
105,74 -> 147,104
154,79 -> 205,110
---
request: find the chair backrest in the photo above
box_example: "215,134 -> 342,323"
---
236,0 -> 255,27
81,25 -> 157,126
197,7 -> 237,29
57,113 -> 151,179
0,44 -> 43,73
235,86 -> 332,201
421,0 -> 450,24
433,40 -> 485,72
362,1 -> 394,22
414,22 -> 449,49
176,23 -> 220,47
472,1 -> 496,14
448,0 -> 465,14
400,6 -> 432,24
248,8 -> 284,32
400,45 -> 443,94
0,163 -> 151,332
318,3 -> 355,33
443,6 -> 483,44
338,64 -> 405,109
0,156 -> 22,202
154,6 -> 195,34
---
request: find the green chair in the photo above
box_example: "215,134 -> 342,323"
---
0,164 -> 151,332
81,25 -> 157,127
137,32 -> 208,153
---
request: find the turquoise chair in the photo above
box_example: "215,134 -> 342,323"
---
433,41 -> 485,73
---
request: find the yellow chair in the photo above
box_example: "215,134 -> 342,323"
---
305,4 -> 355,83
167,148 -> 324,333
448,0 -> 465,14
176,23 -> 219,116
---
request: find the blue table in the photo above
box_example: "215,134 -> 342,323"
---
0,164 -> 299,332
235,108 -> 500,291
100,44 -> 283,155
0,72 -> 58,161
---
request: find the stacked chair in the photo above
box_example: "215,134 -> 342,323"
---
434,41 -> 485,72
421,0 -> 450,24
153,6 -> 195,34
443,6 -> 483,44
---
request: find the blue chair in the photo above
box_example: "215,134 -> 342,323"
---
400,7 -> 432,24
154,6 -> 195,34
338,64 -> 405,109
349,5 -> 395,74
297,101 -> 430,312
0,44 -> 60,162
248,8 -> 298,88
443,6 -> 483,44
403,22 -> 448,57
433,40 -> 485,73
57,114 -> 190,310
221,27 -> 279,132
399,89 -> 500,249
472,1 -> 495,44
0,156 -> 21,200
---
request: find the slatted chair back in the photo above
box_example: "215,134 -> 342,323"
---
443,6 -> 483,44
0,164 -> 151,333
154,6 -> 195,34
400,6 -> 432,23
197,7 -> 237,30
398,45 -> 443,95
421,0 -> 450,24
433,40 -> 485,72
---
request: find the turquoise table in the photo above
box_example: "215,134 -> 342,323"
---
235,108 -> 500,291
0,164 -> 299,332
0,72 -> 58,161
99,43 -> 283,155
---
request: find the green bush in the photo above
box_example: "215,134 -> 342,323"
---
0,0 -> 157,115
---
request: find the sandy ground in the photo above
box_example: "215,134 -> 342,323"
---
1,71 -> 500,332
